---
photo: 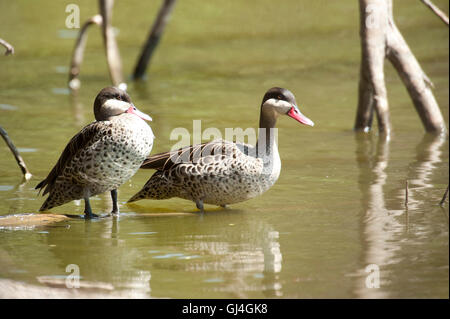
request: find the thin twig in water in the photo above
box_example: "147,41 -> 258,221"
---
439,185 -> 449,207
405,180 -> 409,207
421,0 -> 449,26
0,126 -> 32,180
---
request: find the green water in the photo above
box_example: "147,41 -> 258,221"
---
0,0 -> 448,298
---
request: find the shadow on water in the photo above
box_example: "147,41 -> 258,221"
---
353,133 -> 448,298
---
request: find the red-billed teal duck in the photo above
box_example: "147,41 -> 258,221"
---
128,87 -> 313,212
36,87 -> 154,218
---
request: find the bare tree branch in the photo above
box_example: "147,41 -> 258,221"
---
99,0 -> 125,88
386,14 -> 447,134
421,0 -> 449,26
133,0 -> 177,80
0,38 -> 14,55
355,0 -> 447,136
67,0 -> 125,90
68,15 -> 103,90
0,126 -> 32,180
355,0 -> 391,136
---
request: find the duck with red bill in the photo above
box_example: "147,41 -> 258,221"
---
128,87 -> 314,213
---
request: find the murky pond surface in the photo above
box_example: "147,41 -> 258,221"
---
0,1 -> 448,298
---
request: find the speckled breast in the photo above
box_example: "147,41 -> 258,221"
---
67,114 -> 153,196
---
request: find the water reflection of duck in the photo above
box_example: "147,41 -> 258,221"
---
36,87 -> 154,218
129,87 -> 314,212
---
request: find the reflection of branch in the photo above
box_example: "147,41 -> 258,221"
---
421,0 -> 449,26
68,15 -> 102,90
133,0 -> 177,80
354,133 -> 447,297
405,134 -> 445,210
69,86 -> 85,126
0,38 -> 14,55
0,126 -> 32,180
354,134 -> 395,298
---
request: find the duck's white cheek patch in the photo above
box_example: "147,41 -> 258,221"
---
103,99 -> 130,111
275,99 -> 292,109
263,98 -> 292,113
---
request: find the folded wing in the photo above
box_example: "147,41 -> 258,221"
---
35,122 -> 102,196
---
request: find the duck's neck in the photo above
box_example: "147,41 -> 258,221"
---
256,109 -> 277,158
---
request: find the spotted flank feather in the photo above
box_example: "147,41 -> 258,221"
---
128,139 -> 278,206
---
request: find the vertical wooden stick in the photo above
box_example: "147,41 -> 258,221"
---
439,185 -> 449,206
355,0 -> 392,136
99,0 -> 125,88
405,180 -> 409,207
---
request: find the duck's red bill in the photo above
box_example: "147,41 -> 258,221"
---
288,106 -> 314,126
127,106 -> 152,121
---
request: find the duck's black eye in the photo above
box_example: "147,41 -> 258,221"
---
277,95 -> 283,100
